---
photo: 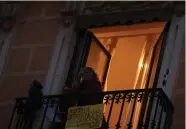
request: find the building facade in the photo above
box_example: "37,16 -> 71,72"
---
0,1 -> 184,129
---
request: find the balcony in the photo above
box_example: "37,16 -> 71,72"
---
8,88 -> 173,129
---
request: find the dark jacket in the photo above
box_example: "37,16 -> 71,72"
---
77,79 -> 103,106
27,86 -> 43,110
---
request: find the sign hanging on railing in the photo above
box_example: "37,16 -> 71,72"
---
65,104 -> 104,129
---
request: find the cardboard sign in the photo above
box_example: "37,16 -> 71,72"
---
65,104 -> 104,129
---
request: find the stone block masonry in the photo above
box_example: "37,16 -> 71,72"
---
0,2 -> 64,129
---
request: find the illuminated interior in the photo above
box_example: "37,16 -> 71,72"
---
86,22 -> 166,128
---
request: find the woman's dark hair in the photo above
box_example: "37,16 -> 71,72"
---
83,67 -> 99,81
31,80 -> 43,89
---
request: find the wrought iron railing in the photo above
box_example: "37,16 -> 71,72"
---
8,88 -> 174,129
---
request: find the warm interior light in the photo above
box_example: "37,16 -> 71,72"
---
87,22 -> 165,129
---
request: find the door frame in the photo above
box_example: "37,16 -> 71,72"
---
65,30 -> 112,88
66,21 -> 170,89
85,32 -> 112,87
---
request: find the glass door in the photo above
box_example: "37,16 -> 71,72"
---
66,30 -> 111,88
84,33 -> 111,86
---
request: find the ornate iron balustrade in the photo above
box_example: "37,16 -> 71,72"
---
8,88 -> 174,129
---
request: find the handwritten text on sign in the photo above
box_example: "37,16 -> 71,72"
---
65,104 -> 104,129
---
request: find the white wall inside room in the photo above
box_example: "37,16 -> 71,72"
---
102,35 -> 157,129
105,36 -> 148,91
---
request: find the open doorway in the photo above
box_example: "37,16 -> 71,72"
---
87,22 -> 166,92
83,22 -> 166,129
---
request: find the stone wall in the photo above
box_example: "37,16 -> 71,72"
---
0,2 -> 63,129
171,42 -> 185,129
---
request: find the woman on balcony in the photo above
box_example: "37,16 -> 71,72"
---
61,66 -> 106,129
